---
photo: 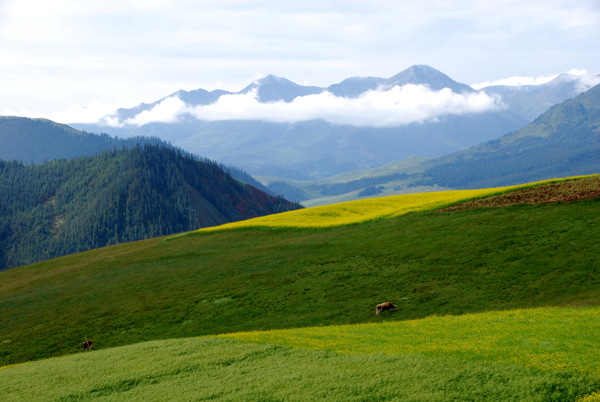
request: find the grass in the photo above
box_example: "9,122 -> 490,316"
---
1,307 -> 599,401
1,177 -> 599,368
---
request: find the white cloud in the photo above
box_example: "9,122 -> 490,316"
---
123,96 -> 190,126
472,69 -> 600,92
574,72 -> 600,93
2,101 -> 137,124
119,84 -> 504,128
471,74 -> 560,89
52,102 -> 139,124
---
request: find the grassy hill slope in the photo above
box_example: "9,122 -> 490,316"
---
2,307 -> 599,401
1,177 -> 599,366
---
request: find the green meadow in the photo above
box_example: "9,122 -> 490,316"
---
1,176 -> 599,400
1,307 -> 599,401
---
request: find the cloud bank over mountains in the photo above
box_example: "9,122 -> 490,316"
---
471,69 -> 600,91
8,66 -> 598,128
63,65 -> 599,181
115,84 -> 504,128
104,68 -> 600,129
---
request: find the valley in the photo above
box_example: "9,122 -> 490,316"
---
1,176 -> 599,400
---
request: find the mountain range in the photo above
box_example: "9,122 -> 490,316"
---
108,65 -> 475,123
2,67 -> 598,207
72,65 -> 598,181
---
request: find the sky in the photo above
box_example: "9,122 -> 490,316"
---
0,0 -> 599,125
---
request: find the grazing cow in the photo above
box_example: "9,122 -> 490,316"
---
375,302 -> 398,316
82,340 -> 93,352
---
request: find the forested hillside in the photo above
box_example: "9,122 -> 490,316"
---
0,145 -> 301,269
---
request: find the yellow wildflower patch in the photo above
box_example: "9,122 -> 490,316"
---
197,176 -> 597,232
198,178 -> 582,232
579,391 -> 600,401
217,306 -> 600,377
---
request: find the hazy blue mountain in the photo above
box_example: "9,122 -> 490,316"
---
481,73 -> 599,121
98,109 -> 525,180
95,65 -> 593,128
101,65 -> 479,126
327,76 -> 386,97
385,65 -> 475,93
0,116 -> 168,164
72,65 -> 596,181
73,65 -> 536,180
239,74 -> 323,102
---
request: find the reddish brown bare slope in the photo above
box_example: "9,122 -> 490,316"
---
439,176 -> 600,212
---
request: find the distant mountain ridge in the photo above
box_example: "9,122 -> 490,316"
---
74,66 -> 542,179
103,65 -> 478,125
482,73 -> 593,121
72,65 -> 597,180
416,83 -> 600,188
94,65 -> 595,126
0,116 -> 168,164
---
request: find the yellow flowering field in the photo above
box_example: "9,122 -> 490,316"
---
197,177 -> 590,232
198,188 -> 504,231
222,189 -> 483,229
217,306 -> 600,378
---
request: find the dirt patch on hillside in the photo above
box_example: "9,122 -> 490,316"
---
438,176 -> 600,212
